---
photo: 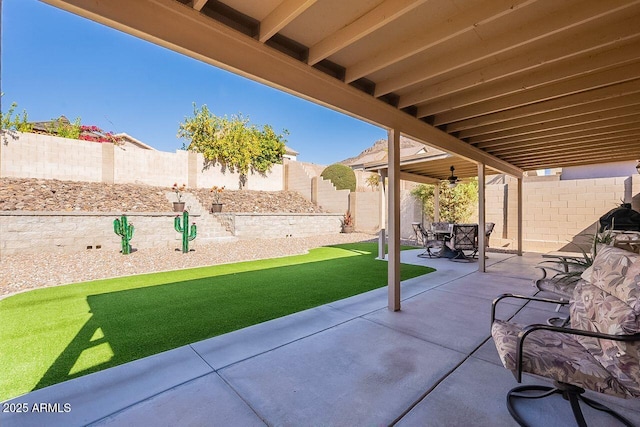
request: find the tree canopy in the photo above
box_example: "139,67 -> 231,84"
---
411,180 -> 478,224
177,104 -> 287,187
320,163 -> 357,192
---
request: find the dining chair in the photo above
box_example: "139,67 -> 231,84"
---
449,223 -> 478,262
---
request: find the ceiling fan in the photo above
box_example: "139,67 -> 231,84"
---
447,166 -> 460,188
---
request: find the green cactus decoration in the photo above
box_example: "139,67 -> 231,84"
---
174,211 -> 197,253
113,215 -> 134,255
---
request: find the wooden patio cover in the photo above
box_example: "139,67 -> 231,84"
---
42,0 -> 640,308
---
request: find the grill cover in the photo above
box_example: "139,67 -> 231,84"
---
599,203 -> 640,232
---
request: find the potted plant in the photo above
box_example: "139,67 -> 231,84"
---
172,183 -> 186,212
210,185 -> 225,213
342,211 -> 354,233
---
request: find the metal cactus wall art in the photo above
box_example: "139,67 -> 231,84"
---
113,215 -> 134,255
174,211 -> 197,253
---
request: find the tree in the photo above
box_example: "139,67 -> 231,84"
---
1,101 -> 33,135
177,104 -> 287,188
365,174 -> 380,191
320,164 -> 356,191
411,180 -> 478,224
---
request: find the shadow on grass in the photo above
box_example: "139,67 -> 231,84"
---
32,244 -> 432,393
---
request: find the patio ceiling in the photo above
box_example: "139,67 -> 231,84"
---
43,0 -> 640,181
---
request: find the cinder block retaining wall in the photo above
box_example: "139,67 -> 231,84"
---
0,212 -> 344,255
0,212 -> 193,255
216,213 -> 343,238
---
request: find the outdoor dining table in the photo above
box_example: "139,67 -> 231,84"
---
431,227 -> 454,258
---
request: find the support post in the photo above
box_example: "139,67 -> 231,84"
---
434,186 -> 440,222
387,129 -> 401,311
478,163 -> 486,272
517,176 -> 523,256
378,169 -> 387,260
379,169 -> 387,230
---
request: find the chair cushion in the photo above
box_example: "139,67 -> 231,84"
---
535,277 -> 581,300
569,245 -> 640,397
491,320 -> 631,397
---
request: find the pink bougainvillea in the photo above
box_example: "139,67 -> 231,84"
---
78,125 -> 123,144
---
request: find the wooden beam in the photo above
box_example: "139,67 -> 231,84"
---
191,0 -> 208,12
397,18 -> 640,108
308,0 -> 427,65
445,79 -> 640,132
374,0 -> 638,96
42,0 -> 523,178
504,147 -> 640,170
458,92 -> 640,138
518,153 -> 640,169
414,42 -> 640,116
399,171 -> 440,185
488,131 -> 640,160
467,103 -> 640,143
344,0 -> 534,83
259,0 -> 316,42
388,129 -> 401,311
429,62 -> 640,125
476,115 -> 640,148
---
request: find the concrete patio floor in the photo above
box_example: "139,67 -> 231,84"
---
2,250 -> 639,426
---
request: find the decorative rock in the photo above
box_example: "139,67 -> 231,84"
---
0,178 -> 324,214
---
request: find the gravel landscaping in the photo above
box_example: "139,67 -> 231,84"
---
0,178 -> 322,213
0,232 -> 382,298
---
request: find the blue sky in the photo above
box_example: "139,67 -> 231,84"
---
1,0 -> 386,164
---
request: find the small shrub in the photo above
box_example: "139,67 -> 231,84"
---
321,163 -> 356,192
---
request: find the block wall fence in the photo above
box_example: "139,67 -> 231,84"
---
0,132 -> 283,191
484,174 -> 638,252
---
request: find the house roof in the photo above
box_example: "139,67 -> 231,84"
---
115,133 -> 157,150
284,145 -> 298,156
43,0 -> 640,182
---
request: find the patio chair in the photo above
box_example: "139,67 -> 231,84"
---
414,223 -> 444,258
449,223 -> 478,262
411,222 -> 425,246
471,222 -> 496,259
491,245 -> 640,427
484,222 -> 495,248
611,230 -> 640,254
533,253 -> 589,327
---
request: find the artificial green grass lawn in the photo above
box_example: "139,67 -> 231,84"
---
0,242 -> 432,401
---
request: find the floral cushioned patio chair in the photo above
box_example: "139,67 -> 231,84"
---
491,245 -> 640,426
